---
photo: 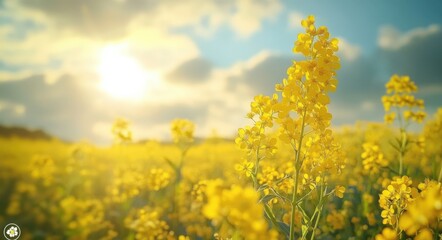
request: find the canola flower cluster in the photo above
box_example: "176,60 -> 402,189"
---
374,75 -> 441,240
235,15 -> 346,239
361,143 -> 389,175
0,15 -> 442,240
382,75 -> 426,124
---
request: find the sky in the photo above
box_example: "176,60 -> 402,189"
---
0,0 -> 441,144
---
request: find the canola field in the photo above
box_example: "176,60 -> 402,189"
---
1,16 -> 442,240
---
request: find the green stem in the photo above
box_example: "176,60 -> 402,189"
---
436,217 -> 440,240
438,160 -> 442,182
172,149 -> 186,233
310,206 -> 323,240
398,128 -> 406,176
290,168 -> 301,240
264,203 -> 282,232
289,110 -> 307,240
309,178 -> 325,240
395,107 -> 405,176
301,207 -> 318,239
252,164 -> 284,235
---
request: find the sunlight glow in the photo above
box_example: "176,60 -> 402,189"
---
98,44 -> 159,100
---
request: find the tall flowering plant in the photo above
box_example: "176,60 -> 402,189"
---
236,15 -> 345,239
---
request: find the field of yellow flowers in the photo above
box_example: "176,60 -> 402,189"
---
1,16 -> 441,240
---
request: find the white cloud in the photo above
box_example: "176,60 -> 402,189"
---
0,70 -> 36,82
141,0 -> 282,38
9,0 -> 282,39
288,11 -> 305,29
338,38 -> 361,61
361,101 -> 375,111
0,11 -> 200,84
229,0 -> 282,38
378,24 -> 440,50
0,0 -> 281,84
0,101 -> 26,117
420,84 -> 442,95
230,50 -> 273,73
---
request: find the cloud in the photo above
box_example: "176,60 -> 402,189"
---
0,18 -> 200,84
9,0 -> 281,39
0,74 -> 217,143
228,51 -> 293,96
376,24 -> 442,113
361,101 -> 375,111
288,11 -> 305,29
330,24 -> 442,125
378,24 -> 442,87
166,58 -> 212,84
0,0 -> 281,86
0,54 -> 254,144
221,46 -> 384,126
0,75 -> 103,139
229,0 -> 282,38
329,54 -> 384,125
0,101 -> 26,117
378,24 -> 440,50
338,38 -> 361,61
1,3 -> 442,145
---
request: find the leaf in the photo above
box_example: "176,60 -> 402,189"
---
257,184 -> 269,192
389,141 -> 400,151
298,207 -> 311,223
259,194 -> 278,203
164,157 -> 177,170
302,224 -> 308,236
276,221 -> 290,238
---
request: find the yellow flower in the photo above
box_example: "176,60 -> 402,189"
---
414,228 -> 433,240
111,117 -> 132,144
334,185 -> 345,198
171,119 -> 195,145
399,182 -> 442,236
203,182 -> 278,240
379,176 -> 415,227
361,142 -> 388,175
124,208 -> 172,240
326,210 -> 345,230
146,168 -> 172,191
384,112 -> 396,124
234,160 -> 254,177
236,14 -> 344,239
381,74 -> 426,125
375,228 -> 397,240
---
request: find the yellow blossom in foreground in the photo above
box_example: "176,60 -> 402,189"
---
399,181 -> 442,236
414,228 -> 433,240
203,181 -> 278,240
234,160 -> 254,177
379,176 -> 416,227
124,208 -> 173,240
60,197 -> 108,239
235,14 -> 344,239
375,228 -> 397,240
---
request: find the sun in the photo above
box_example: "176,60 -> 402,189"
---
98,44 -> 159,100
